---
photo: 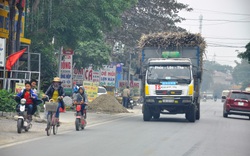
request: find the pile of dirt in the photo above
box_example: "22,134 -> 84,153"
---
89,94 -> 129,113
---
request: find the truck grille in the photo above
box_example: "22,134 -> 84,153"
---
156,90 -> 182,95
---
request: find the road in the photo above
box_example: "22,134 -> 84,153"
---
1,100 -> 250,156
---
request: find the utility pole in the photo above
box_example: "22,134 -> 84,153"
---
199,14 -> 203,34
128,52 -> 131,86
58,46 -> 63,77
212,53 -> 216,63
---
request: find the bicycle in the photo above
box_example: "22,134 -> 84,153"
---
44,98 -> 61,136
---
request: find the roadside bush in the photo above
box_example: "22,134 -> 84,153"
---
0,89 -> 17,114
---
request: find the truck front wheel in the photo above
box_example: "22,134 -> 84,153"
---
186,104 -> 196,123
143,105 -> 152,121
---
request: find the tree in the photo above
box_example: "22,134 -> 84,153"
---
7,0 -> 16,55
232,59 -> 250,89
238,42 -> 250,63
105,0 -> 192,74
25,0 -> 136,90
16,0 -> 25,51
201,60 -> 233,92
74,40 -> 111,69
106,0 -> 191,48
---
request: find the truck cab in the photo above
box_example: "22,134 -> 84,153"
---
144,58 -> 196,121
140,47 -> 202,122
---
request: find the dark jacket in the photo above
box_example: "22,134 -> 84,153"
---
45,85 -> 65,109
45,85 -> 65,99
73,92 -> 88,103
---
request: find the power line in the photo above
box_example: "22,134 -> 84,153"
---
193,8 -> 250,16
204,36 -> 250,40
185,18 -> 250,22
207,43 -> 245,48
207,41 -> 247,45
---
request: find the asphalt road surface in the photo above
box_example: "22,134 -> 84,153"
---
1,100 -> 250,156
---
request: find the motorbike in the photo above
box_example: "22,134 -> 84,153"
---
214,98 -> 217,102
202,97 -> 207,102
127,97 -> 134,109
75,102 -> 87,131
16,98 -> 32,133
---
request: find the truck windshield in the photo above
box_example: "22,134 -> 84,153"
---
147,65 -> 191,84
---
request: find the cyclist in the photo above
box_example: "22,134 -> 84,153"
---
43,77 -> 65,126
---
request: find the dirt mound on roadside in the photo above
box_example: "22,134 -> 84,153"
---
89,94 -> 129,113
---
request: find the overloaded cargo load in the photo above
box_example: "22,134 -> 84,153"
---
138,32 -> 206,123
138,32 -> 206,75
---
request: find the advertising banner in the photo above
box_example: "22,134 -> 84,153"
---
60,50 -> 73,95
73,68 -> 84,85
100,65 -> 116,87
84,66 -> 100,82
83,81 -> 99,102
118,80 -> 141,96
0,38 -> 6,67
15,83 -> 25,93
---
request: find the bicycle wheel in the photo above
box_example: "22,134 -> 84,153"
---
52,113 -> 58,135
53,125 -> 58,135
46,114 -> 52,136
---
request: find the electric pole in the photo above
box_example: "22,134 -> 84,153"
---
199,14 -> 203,34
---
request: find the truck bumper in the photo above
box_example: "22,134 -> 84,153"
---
144,96 -> 193,113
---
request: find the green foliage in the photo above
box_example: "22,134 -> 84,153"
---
106,0 -> 192,72
0,90 -> 17,113
25,0 -> 136,91
238,42 -> 250,62
74,40 -> 111,69
232,59 -> 250,87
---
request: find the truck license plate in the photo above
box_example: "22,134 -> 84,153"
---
163,99 -> 174,103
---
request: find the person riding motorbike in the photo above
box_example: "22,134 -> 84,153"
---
73,86 -> 88,118
16,81 -> 38,121
43,77 -> 65,126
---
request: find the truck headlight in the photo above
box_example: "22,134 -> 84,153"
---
188,84 -> 194,95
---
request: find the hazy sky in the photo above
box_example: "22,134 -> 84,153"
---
176,0 -> 250,67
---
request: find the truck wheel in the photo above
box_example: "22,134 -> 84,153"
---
186,104 -> 196,122
143,106 -> 152,121
153,113 -> 160,119
196,103 -> 200,120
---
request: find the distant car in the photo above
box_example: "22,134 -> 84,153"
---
221,90 -> 230,102
97,86 -> 107,97
223,90 -> 250,119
